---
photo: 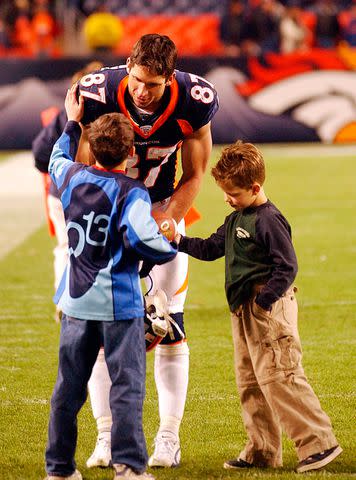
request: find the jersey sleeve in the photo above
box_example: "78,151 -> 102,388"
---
78,67 -> 124,125
48,121 -> 82,188
179,71 -> 219,131
178,224 -> 225,260
32,109 -> 67,173
121,186 -> 177,264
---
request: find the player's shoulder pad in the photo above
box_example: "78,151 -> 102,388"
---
120,174 -> 150,197
79,64 -> 127,93
175,70 -> 219,126
78,65 -> 128,124
176,70 -> 218,102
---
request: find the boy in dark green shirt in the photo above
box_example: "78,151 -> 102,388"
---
176,140 -> 342,473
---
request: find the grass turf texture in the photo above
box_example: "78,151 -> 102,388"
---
0,152 -> 20,163
0,146 -> 355,480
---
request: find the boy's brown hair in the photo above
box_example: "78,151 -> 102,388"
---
211,140 -> 265,189
129,33 -> 177,78
87,113 -> 134,168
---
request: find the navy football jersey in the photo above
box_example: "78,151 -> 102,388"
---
79,67 -> 219,203
49,121 -> 177,321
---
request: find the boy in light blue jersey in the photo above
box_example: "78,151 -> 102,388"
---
44,85 -> 177,480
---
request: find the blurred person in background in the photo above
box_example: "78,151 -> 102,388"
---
220,0 -> 284,58
4,0 -> 33,50
250,0 -> 284,53
83,3 -> 123,53
31,0 -> 58,56
1,0 -> 59,55
3,0 -> 31,29
340,1 -> 356,46
314,0 -> 340,48
220,0 -> 249,57
0,16 -> 10,49
279,4 -> 308,53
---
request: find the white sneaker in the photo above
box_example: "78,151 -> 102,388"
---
113,464 -> 155,479
43,469 -> 82,480
148,431 -> 181,468
86,435 -> 111,468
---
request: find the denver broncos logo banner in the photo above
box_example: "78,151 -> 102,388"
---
208,45 -> 356,144
1,46 -> 356,148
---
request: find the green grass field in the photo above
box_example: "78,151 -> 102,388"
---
0,146 -> 355,480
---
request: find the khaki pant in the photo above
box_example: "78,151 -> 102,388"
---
231,286 -> 338,466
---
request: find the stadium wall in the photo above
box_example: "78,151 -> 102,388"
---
1,47 -> 356,149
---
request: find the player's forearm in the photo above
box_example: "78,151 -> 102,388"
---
165,124 -> 212,223
164,176 -> 202,223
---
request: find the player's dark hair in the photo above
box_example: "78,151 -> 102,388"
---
211,140 -> 265,188
129,34 -> 177,78
88,113 -> 134,168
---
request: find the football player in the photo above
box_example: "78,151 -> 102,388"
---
78,33 -> 219,469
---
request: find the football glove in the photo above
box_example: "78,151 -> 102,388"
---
144,289 -> 185,352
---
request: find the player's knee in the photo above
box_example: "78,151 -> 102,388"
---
160,312 -> 186,346
167,293 -> 186,314
156,341 -> 189,356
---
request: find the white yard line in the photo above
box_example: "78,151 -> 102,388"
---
0,152 -> 44,259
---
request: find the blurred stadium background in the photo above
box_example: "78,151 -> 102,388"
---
1,0 -> 356,148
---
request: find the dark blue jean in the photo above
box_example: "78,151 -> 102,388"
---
45,314 -> 147,475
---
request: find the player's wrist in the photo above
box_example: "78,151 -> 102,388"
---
64,121 -> 82,137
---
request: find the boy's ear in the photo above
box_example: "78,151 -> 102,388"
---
252,183 -> 261,195
129,145 -> 135,157
87,145 -> 96,166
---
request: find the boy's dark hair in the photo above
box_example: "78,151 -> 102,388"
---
211,140 -> 265,188
129,33 -> 177,78
88,113 -> 134,168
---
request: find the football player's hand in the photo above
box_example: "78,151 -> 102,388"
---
65,83 -> 84,123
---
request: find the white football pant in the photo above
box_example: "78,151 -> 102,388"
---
47,194 -> 68,290
88,215 -> 190,438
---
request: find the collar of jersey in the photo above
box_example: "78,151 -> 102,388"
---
117,76 -> 179,139
92,165 -> 126,173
